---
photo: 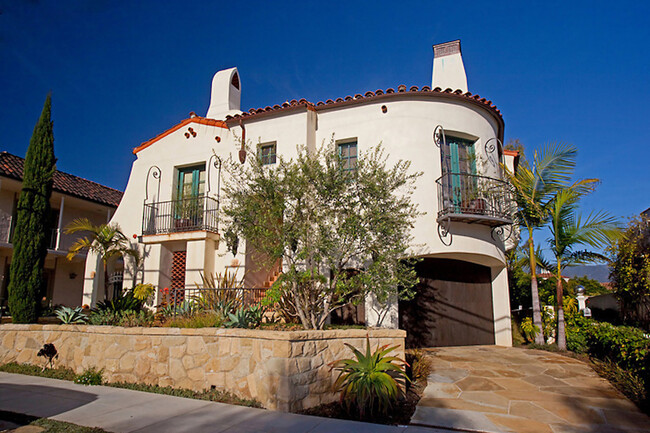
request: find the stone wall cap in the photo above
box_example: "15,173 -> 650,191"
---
0,324 -> 405,339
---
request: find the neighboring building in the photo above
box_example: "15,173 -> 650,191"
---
84,40 -> 517,346
0,151 -> 122,311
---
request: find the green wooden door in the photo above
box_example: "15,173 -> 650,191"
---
176,165 -> 206,223
442,137 -> 476,211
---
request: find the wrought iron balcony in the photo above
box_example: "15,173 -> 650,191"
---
436,173 -> 514,227
142,196 -> 219,236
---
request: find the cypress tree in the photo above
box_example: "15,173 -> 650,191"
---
8,94 -> 56,323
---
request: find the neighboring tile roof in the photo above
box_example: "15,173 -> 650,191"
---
224,86 -> 503,124
0,151 -> 123,207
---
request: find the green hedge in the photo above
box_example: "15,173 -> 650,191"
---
567,315 -> 650,411
568,315 -> 649,375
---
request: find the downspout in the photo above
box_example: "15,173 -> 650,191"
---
238,118 -> 247,164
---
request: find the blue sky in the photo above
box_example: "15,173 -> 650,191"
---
1,1 -> 649,236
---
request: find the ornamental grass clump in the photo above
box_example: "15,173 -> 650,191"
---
331,338 -> 409,418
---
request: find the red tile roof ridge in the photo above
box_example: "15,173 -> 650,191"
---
133,116 -> 228,154
224,85 -> 503,124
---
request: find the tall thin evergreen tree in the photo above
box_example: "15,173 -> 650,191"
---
8,94 -> 56,323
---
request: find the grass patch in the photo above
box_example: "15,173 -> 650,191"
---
108,382 -> 262,407
162,313 -> 223,328
0,410 -> 108,432
0,362 -> 262,409
0,362 -> 76,381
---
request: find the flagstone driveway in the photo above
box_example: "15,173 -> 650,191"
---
411,345 -> 650,433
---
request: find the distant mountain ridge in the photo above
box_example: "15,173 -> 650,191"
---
563,265 -> 611,283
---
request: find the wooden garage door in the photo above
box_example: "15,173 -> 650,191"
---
399,258 -> 495,348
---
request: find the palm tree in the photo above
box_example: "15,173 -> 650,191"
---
547,188 -> 621,349
504,143 -> 581,345
65,218 -> 140,301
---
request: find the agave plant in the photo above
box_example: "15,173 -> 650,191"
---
55,306 -> 87,324
331,338 -> 409,417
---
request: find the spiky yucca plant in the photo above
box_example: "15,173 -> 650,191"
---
331,338 -> 409,417
55,306 -> 87,324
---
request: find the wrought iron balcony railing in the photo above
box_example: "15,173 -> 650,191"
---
436,173 -> 514,227
142,196 -> 219,236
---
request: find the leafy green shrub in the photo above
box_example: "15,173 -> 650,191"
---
74,367 -> 103,385
95,290 -> 142,312
566,328 -> 588,354
331,338 -> 409,418
88,310 -> 121,326
55,306 -> 87,324
88,309 -> 155,327
119,310 -> 155,327
511,318 -> 526,346
520,317 -> 540,343
133,283 -> 155,302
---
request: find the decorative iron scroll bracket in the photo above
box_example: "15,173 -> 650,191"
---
207,154 -> 223,207
434,125 -> 446,148
484,137 -> 502,169
491,224 -> 514,243
144,165 -> 161,204
437,217 -> 453,246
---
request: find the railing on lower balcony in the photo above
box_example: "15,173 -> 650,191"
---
436,173 -> 514,227
142,196 -> 219,236
163,287 -> 268,314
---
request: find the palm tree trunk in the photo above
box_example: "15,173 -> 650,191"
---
103,261 -> 109,301
528,229 -> 545,345
556,266 -> 566,350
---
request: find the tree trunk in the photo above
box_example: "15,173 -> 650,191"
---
103,261 -> 110,301
556,267 -> 566,350
528,229 -> 545,345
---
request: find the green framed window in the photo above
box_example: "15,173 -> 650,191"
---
259,143 -> 277,165
176,164 -> 206,200
338,141 -> 357,172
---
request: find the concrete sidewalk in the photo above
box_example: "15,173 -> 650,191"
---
0,372 -> 448,433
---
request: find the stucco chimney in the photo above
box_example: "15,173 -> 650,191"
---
431,40 -> 468,93
206,67 -> 241,119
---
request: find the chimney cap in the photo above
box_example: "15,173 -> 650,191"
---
433,40 -> 462,58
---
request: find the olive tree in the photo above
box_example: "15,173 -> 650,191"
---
223,142 -> 421,329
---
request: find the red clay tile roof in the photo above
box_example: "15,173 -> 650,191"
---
133,116 -> 228,154
0,152 -> 123,207
223,86 -> 504,126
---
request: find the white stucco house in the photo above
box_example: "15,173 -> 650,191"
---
0,151 -> 122,312
83,40 -> 518,347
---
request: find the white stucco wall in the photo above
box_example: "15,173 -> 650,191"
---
82,69 -> 512,345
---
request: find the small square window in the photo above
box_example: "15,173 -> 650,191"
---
259,143 -> 277,165
337,141 -> 357,172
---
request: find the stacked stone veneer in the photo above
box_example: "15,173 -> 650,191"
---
0,324 -> 405,411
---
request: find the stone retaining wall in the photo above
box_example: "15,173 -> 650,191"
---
0,324 -> 405,411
